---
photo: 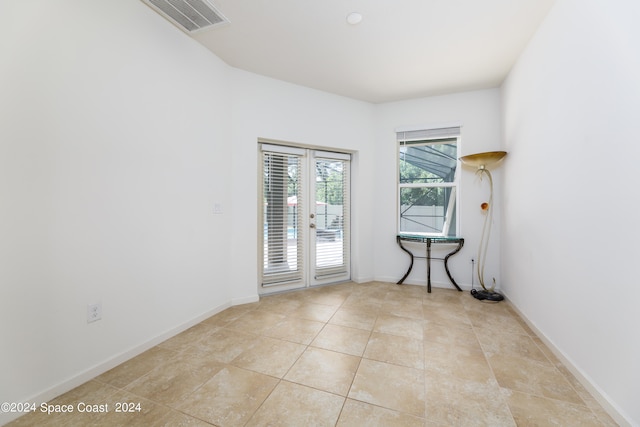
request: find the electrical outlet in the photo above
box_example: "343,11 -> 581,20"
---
87,303 -> 102,323
213,202 -> 223,214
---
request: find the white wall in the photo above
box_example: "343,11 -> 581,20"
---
501,0 -> 640,425
0,1 -> 234,422
373,90 -> 503,289
0,2 -> 377,419
228,69 -> 376,298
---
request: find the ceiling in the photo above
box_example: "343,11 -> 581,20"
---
190,0 -> 556,103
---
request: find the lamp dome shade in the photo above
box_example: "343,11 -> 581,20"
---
459,151 -> 507,169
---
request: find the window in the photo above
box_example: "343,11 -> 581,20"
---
397,126 -> 460,237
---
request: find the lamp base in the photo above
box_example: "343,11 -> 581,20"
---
470,288 -> 504,302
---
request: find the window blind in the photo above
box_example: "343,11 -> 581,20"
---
397,126 -> 461,144
262,150 -> 305,286
314,156 -> 350,279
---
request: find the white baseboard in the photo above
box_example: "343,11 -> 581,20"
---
231,294 -> 259,305
352,275 -> 374,284
0,300 -> 233,426
504,296 -> 633,427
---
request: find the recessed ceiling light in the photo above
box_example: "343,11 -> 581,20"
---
346,12 -> 363,25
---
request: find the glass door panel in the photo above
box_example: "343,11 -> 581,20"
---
311,153 -> 350,286
261,147 -> 306,290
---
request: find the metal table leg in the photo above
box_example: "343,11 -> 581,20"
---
443,239 -> 464,291
396,236 -> 414,285
426,238 -> 432,293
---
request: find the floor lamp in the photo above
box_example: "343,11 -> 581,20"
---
459,151 -> 507,302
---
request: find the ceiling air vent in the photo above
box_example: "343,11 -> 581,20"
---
142,0 -> 229,34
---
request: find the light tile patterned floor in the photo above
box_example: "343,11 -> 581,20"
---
7,282 -> 618,426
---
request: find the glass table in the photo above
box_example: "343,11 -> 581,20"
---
396,234 -> 464,293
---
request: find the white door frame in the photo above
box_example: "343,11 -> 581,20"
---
259,143 -> 351,294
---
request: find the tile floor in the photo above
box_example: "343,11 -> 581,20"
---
7,281 -> 618,426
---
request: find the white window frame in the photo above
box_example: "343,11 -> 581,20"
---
397,125 -> 461,237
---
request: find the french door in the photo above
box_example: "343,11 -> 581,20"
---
260,143 -> 351,293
